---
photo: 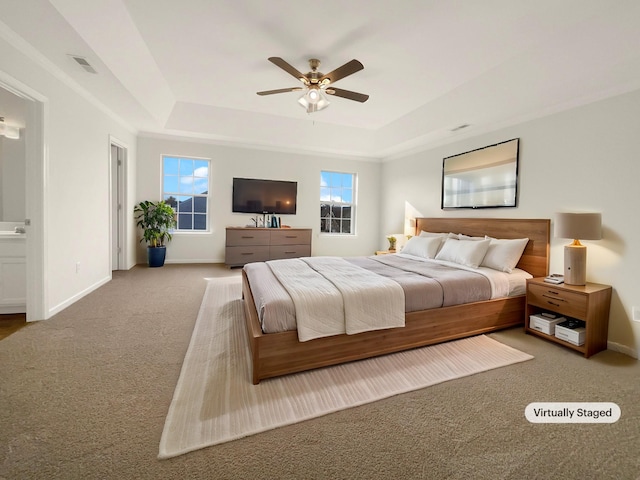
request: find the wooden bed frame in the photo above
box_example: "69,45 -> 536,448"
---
242,218 -> 550,384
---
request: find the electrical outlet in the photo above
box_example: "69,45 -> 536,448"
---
633,306 -> 640,322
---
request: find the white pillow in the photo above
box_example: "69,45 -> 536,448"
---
402,236 -> 442,259
419,231 -> 455,253
435,238 -> 491,268
481,237 -> 529,273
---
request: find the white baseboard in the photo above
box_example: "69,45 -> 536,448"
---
47,274 -> 112,318
607,341 -> 638,359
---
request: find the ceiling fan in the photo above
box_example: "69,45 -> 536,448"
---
257,57 -> 369,113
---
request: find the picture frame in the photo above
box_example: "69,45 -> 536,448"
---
441,138 -> 520,209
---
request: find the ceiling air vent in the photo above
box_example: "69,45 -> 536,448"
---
69,55 -> 97,74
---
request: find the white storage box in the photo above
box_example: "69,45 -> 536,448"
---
529,313 -> 565,335
555,322 -> 586,346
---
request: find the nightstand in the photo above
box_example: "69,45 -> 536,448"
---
375,250 -> 395,255
525,278 -> 612,357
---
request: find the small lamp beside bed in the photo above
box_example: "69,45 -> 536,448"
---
555,212 -> 602,286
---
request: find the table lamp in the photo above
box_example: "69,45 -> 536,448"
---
554,212 -> 602,285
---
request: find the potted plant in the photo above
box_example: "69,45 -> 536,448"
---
386,235 -> 397,252
134,200 -> 177,267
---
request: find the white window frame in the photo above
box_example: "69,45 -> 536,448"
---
320,170 -> 356,235
162,155 -> 211,233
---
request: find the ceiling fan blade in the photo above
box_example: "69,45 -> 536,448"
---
325,87 -> 369,103
257,87 -> 304,96
318,59 -> 364,85
268,57 -> 309,84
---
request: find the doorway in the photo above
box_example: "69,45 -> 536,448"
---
110,138 -> 127,271
0,73 -> 47,321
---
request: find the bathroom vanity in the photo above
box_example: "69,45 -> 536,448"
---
0,227 -> 26,314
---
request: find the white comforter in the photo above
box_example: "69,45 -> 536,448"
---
267,256 -> 405,342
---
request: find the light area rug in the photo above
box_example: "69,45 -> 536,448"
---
159,276 -> 533,459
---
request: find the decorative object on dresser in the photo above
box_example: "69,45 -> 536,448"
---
225,227 -> 311,267
554,212 -> 602,286
525,278 -> 612,357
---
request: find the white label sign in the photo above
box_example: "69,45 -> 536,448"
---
525,402 -> 620,423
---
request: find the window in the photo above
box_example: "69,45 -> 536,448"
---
162,156 -> 210,231
320,171 -> 355,234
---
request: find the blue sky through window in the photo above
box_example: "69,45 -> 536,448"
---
320,171 -> 353,204
163,156 -> 209,231
320,170 -> 355,234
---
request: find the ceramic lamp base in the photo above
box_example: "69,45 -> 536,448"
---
564,243 -> 586,285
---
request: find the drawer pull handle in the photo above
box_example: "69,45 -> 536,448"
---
542,294 -> 566,302
285,235 -> 297,238
547,301 -> 561,307
241,253 -> 254,256
241,236 -> 254,239
284,251 -> 296,254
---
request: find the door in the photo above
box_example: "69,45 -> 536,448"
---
110,140 -> 126,271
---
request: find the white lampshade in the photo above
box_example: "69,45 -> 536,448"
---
555,212 -> 602,240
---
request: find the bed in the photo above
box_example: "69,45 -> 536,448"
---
242,217 -> 550,384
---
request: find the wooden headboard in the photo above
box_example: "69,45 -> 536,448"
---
414,218 -> 550,278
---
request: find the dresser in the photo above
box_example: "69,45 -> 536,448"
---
525,278 -> 612,357
225,227 -> 312,267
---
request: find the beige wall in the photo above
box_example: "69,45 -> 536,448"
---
380,88 -> 640,358
0,34 -> 138,318
135,136 -> 382,263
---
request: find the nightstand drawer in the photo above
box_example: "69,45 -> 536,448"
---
527,283 -> 587,319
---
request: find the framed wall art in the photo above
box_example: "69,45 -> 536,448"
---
441,138 -> 520,209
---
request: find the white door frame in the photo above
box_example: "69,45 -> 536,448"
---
109,136 -> 127,271
0,72 -> 48,321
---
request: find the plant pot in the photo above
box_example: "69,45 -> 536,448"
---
147,246 -> 167,267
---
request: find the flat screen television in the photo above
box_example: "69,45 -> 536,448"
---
232,177 -> 297,214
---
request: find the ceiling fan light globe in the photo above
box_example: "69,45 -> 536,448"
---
316,96 -> 330,111
307,89 -> 320,104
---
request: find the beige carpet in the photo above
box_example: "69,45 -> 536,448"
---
159,276 -> 533,459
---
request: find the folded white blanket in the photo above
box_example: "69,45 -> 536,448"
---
267,257 -> 405,342
267,258 -> 345,341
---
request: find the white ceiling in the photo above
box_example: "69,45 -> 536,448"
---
2,0 -> 640,158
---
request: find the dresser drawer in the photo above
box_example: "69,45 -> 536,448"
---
270,229 -> 312,246
225,245 -> 270,266
269,244 -> 311,260
527,283 -> 588,319
226,229 -> 271,246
